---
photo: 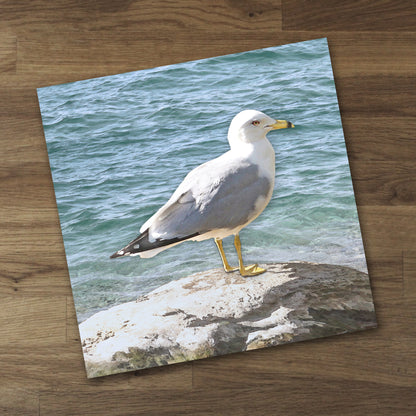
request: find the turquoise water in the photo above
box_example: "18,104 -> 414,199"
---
38,38 -> 368,322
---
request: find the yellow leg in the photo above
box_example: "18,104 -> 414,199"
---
215,238 -> 238,273
234,234 -> 266,277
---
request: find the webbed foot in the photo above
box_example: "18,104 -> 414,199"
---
239,263 -> 266,277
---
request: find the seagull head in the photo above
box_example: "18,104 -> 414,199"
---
227,110 -> 294,148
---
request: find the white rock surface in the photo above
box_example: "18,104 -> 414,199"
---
80,262 -> 377,378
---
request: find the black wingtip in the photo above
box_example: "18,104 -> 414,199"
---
110,250 -> 126,259
109,230 -> 149,259
110,229 -> 201,259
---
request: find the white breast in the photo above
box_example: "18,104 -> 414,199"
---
232,137 -> 276,183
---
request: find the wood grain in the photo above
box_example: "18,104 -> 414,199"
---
282,0 -> 416,31
38,382 -> 416,416
1,0 -> 416,415
0,34 -> 16,73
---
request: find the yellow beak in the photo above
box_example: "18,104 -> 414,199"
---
269,119 -> 295,130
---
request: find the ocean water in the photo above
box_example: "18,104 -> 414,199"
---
38,38 -> 368,323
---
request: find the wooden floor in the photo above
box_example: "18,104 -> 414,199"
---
1,1 -> 416,415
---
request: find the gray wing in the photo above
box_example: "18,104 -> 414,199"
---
144,156 -> 271,241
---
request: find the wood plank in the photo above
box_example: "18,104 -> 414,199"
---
327,33 -> 416,76
403,251 -> 416,301
358,206 -> 416,259
351,161 -> 416,206
0,83 -> 40,112
343,116 -> 416,162
0,83 -> 70,295
0,0 -> 107,33
0,387 -> 39,416
0,196 -> 69,295
0,296 -> 66,346
90,0 -> 283,34
0,0 -> 282,35
336,75 -> 416,117
39,389 -> 192,416
366,256 -> 402,299
66,295 -> 79,343
0,33 -> 16,73
39,381 -> 416,416
282,0 -> 416,31
0,345 -> 192,393
0,163 -> 58,207
0,256 -> 70,296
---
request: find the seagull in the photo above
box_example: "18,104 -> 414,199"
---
111,110 -> 294,276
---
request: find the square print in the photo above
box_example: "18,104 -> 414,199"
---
38,38 -> 376,378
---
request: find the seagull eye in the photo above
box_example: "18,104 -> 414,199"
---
251,120 -> 260,126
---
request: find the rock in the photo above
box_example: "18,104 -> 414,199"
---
80,262 -> 377,378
